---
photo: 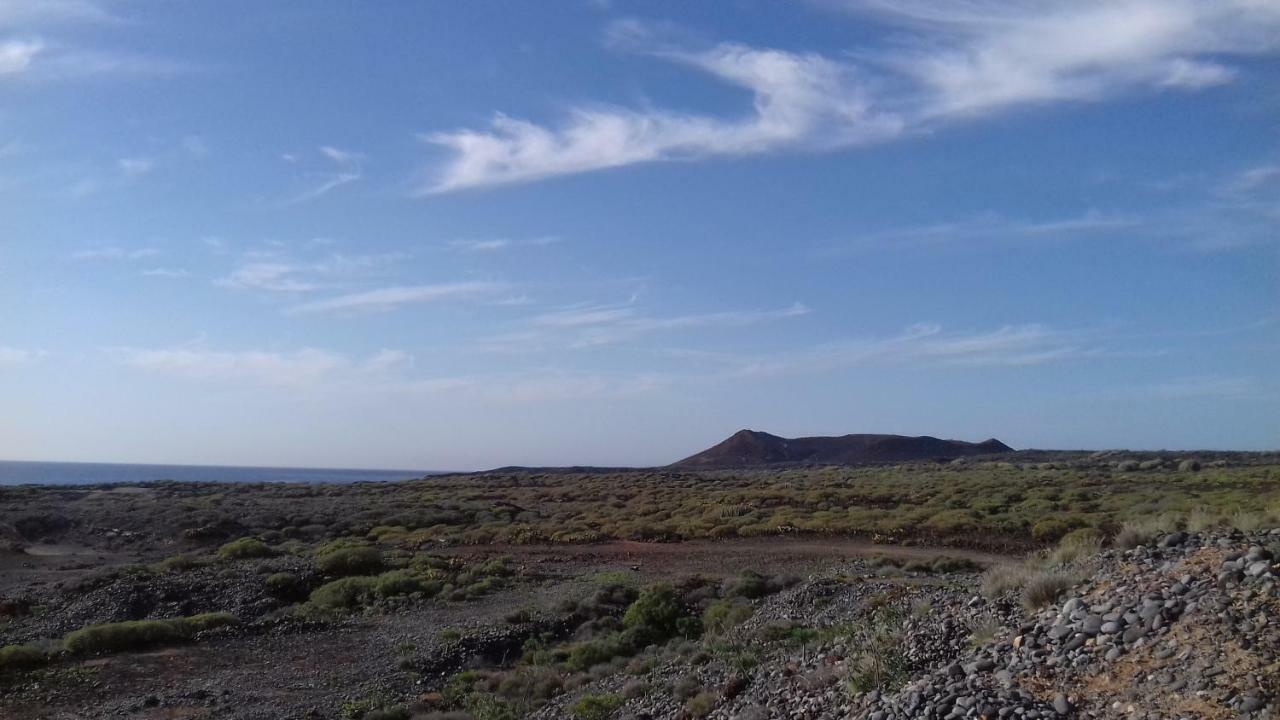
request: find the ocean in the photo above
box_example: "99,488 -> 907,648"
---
0,460 -> 437,486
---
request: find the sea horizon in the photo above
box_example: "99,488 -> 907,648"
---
0,459 -> 444,486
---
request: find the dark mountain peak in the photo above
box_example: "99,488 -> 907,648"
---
673,431 -> 1014,468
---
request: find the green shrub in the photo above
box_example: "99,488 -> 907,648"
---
672,675 -> 702,700
622,585 -> 682,643
570,692 -> 623,720
495,665 -> 563,705
1030,518 -> 1070,543
1022,570 -> 1076,610
980,563 -> 1030,598
565,633 -> 634,672
923,509 -> 979,535
373,570 -> 423,598
724,571 -> 768,599
1114,516 -> 1173,548
0,643 -> 48,673
155,554 -> 203,572
310,576 -> 378,609
363,707 -> 410,720
702,598 -> 753,637
316,546 -> 384,577
217,537 -> 272,560
1048,528 -> 1104,564
684,691 -> 719,718
265,572 -> 304,599
63,613 -> 238,655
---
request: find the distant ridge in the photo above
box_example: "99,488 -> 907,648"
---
672,430 -> 1014,468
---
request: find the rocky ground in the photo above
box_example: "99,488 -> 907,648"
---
1,472 -> 1277,719
519,528 -> 1278,720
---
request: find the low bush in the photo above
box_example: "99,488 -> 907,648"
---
265,571 -> 305,599
1022,570 -> 1075,609
154,553 -> 204,572
316,545 -> 384,577
63,613 -> 238,655
1030,518 -> 1071,543
671,676 -> 702,700
1113,516 -> 1175,549
980,563 -> 1029,598
702,598 -> 753,637
0,643 -> 48,673
1048,528 -> 1103,565
569,692 -> 623,720
684,691 -> 719,718
372,570 -> 423,598
621,585 -> 683,644
217,537 -> 272,560
309,576 -> 378,609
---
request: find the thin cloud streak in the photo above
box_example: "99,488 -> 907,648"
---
69,246 -> 159,261
419,40 -> 903,193
725,323 -> 1105,379
826,210 -> 1139,253
0,346 -> 45,366
486,301 -> 812,351
285,146 -> 365,204
1141,375 -> 1262,400
141,267 -> 189,279
112,346 -> 361,387
287,282 -> 507,315
449,236 -> 561,253
419,2 -> 1280,193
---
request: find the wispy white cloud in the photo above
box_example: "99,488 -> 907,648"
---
449,236 -> 561,253
34,48 -> 196,79
0,0 -> 116,30
181,135 -> 209,157
117,157 -> 155,178
419,39 -> 902,193
140,267 -> 189,279
112,346 -> 354,386
852,0 -> 1278,117
217,251 -> 410,294
69,245 -> 159,261
104,319 -> 1116,402
0,346 -> 44,367
109,342 -> 667,402
725,322 -> 1102,378
1227,165 -> 1280,193
362,349 -> 413,373
218,262 -> 320,293
0,38 -> 41,74
419,2 -> 1280,192
484,301 -> 811,351
288,281 -> 507,315
286,146 -> 365,203
829,210 -> 1138,252
1142,375 -> 1261,400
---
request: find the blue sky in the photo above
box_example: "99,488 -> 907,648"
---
2,1 -> 1278,469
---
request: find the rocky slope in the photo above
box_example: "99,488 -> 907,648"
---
529,528 -> 1278,720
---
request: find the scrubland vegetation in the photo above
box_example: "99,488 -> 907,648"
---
4,455 -> 1277,555
257,460 -> 1280,549
3,453 -> 1279,718
421,569 -> 799,719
